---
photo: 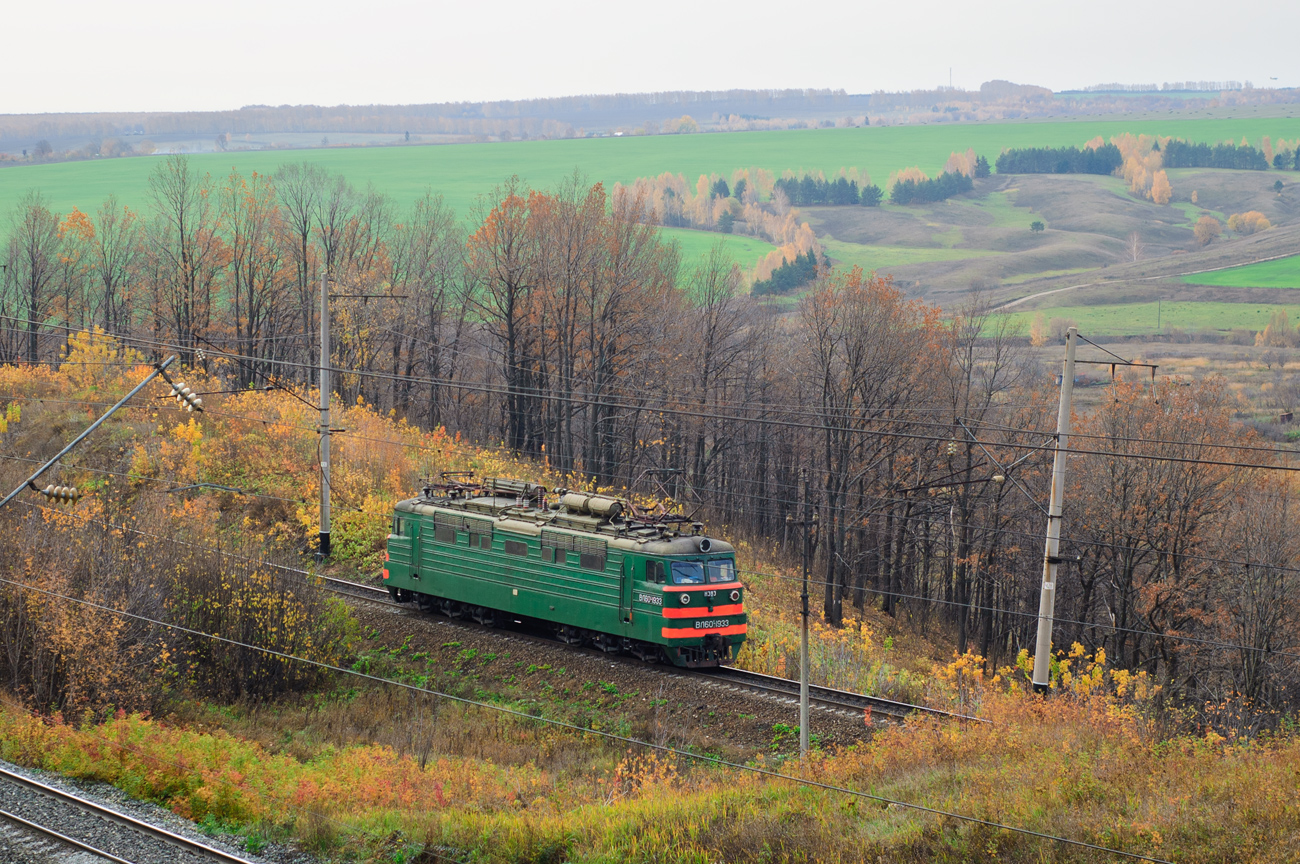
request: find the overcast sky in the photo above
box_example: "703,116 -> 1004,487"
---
5,0 -> 1297,114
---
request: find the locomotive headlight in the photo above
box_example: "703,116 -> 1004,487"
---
680,593 -> 691,605
730,590 -> 740,602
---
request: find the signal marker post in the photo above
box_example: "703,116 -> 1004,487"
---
1032,327 -> 1077,693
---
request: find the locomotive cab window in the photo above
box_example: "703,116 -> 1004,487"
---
670,561 -> 705,585
645,560 -> 665,583
706,559 -> 736,584
393,516 -> 404,535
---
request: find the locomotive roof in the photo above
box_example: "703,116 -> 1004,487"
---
394,491 -> 734,557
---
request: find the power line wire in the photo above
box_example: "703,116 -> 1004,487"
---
6,317 -> 1297,472
9,386 -> 1299,583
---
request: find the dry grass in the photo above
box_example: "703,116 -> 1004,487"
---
3,662 -> 1299,863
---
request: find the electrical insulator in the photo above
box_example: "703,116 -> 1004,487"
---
993,474 -> 1006,484
946,440 -> 957,456
196,348 -> 206,362
169,382 -> 204,413
41,484 -> 82,504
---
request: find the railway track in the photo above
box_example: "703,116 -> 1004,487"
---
0,765 -> 259,864
695,666 -> 988,723
318,574 -> 983,724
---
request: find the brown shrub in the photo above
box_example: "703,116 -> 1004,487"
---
0,496 -> 354,719
1193,215 -> 1222,246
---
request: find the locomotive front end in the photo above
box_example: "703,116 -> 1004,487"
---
644,540 -> 747,667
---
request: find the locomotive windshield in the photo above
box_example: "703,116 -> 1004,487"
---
669,559 -> 737,585
670,561 -> 705,584
706,559 -> 736,584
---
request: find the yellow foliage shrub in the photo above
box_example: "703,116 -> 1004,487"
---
1227,210 -> 1271,235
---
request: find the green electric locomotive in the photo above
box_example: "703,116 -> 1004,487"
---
382,476 -> 746,667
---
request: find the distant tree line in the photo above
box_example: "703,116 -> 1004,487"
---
1162,140 -> 1270,170
750,249 -> 825,295
773,175 -> 883,207
994,144 -> 1123,175
1073,81 -> 1247,93
889,170 -> 973,205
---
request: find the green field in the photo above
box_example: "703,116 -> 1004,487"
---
662,228 -> 776,271
1181,255 -> 1300,289
6,117 -> 1300,222
5,116 -> 1300,275
1005,301 -> 1300,336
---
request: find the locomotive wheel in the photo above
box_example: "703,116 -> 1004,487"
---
415,593 -> 435,613
556,625 -> 583,645
593,633 -> 620,654
471,606 -> 497,627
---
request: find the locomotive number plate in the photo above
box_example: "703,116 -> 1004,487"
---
694,619 -> 729,629
635,592 -> 663,606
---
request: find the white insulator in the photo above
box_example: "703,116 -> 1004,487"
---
180,386 -> 192,397
192,396 -> 203,408
43,484 -> 55,497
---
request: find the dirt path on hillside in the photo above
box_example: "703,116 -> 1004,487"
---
995,251 -> 1300,310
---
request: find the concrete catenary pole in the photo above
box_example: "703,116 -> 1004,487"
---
799,467 -> 811,756
319,270 -> 331,558
1032,326 -> 1078,692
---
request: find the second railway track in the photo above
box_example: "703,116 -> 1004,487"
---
0,764 -> 260,864
318,574 -> 984,724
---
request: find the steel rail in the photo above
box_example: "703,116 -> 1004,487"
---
0,765 -> 259,863
0,807 -> 135,863
694,666 -> 987,723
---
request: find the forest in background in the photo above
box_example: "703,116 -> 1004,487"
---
2,153 -> 1298,728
